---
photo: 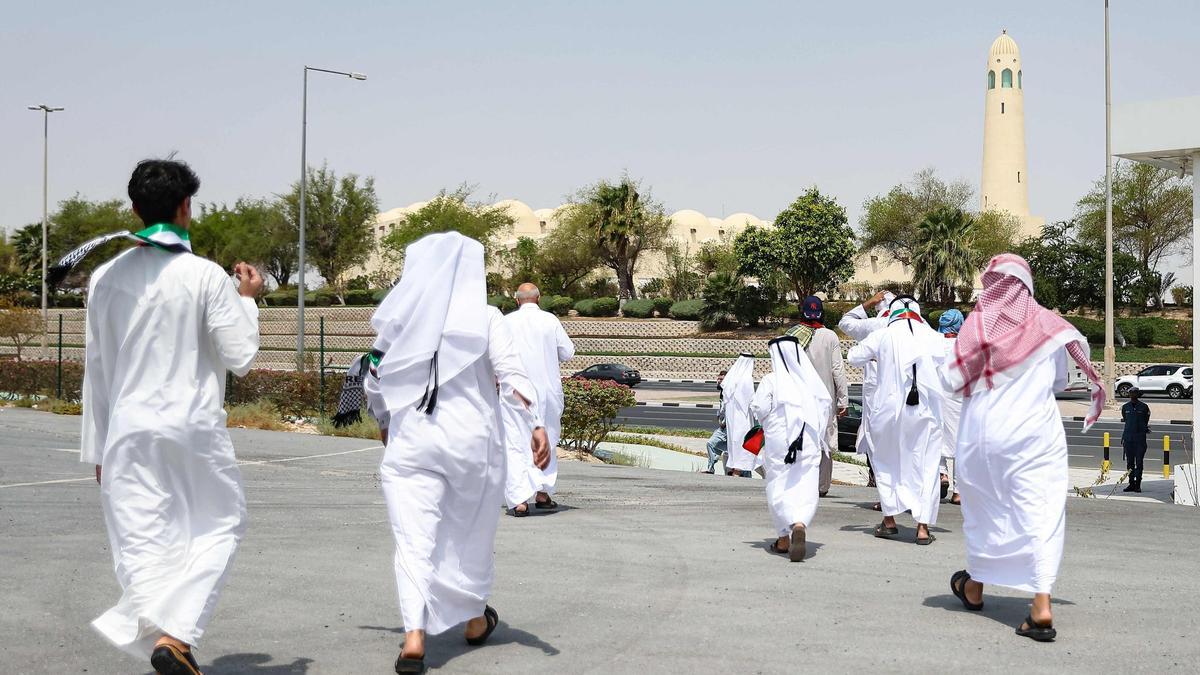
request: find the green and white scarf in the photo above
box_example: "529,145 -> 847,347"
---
48,223 -> 192,288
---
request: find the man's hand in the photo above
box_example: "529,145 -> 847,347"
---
379,427 -> 389,446
95,465 -> 101,484
866,289 -> 888,308
838,407 -> 848,418
531,427 -> 550,470
234,262 -> 264,298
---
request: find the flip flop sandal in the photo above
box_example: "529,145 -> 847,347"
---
950,570 -> 984,611
916,533 -> 936,546
151,644 -> 202,675
769,539 -> 789,555
789,526 -> 806,562
1015,614 -> 1057,642
510,505 -> 529,517
940,480 -> 950,501
873,521 -> 899,538
534,499 -> 558,510
950,495 -> 961,506
466,605 -> 499,646
394,655 -> 427,674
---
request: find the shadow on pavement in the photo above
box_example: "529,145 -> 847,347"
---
923,593 -> 1078,631
750,537 -> 825,560
359,621 -> 559,669
157,653 -> 314,674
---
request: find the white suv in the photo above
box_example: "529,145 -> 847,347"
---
1115,364 -> 1193,399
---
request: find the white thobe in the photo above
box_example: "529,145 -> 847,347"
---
81,248 -> 259,657
952,350 -> 1069,594
380,308 -> 539,634
750,374 -> 826,535
847,323 -> 945,525
839,305 -> 888,457
501,302 -> 575,506
939,336 -> 963,457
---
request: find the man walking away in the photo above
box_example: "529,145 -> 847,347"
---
503,282 -> 575,514
704,370 -> 730,473
787,296 -> 848,496
1121,388 -> 1151,493
81,159 -> 263,674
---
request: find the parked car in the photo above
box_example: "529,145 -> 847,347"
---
1115,364 -> 1193,399
836,396 -> 863,454
572,363 -> 642,387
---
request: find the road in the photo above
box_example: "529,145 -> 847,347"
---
623,385 -> 1193,471
2,406 -> 1197,673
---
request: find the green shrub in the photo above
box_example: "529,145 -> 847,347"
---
266,290 -> 332,307
1171,285 -> 1193,307
574,298 -> 619,317
0,360 -> 83,401
620,298 -> 656,318
1134,324 -> 1154,348
372,288 -> 391,303
774,304 -> 800,321
226,401 -> 289,431
225,369 -> 337,419
669,299 -> 706,320
652,297 -> 674,317
343,289 -> 376,305
488,295 -> 517,313
543,295 -> 574,316
317,415 -> 381,440
1065,316 -> 1105,344
823,307 -> 844,330
1176,323 -> 1193,348
50,293 -> 85,308
560,377 -> 636,456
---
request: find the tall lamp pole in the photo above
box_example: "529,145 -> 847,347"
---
27,104 -> 65,350
1103,1 -> 1115,402
298,66 -> 365,371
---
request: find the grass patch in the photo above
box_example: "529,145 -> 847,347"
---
577,350 -> 764,359
1089,346 -> 1192,363
833,451 -> 866,466
605,433 -> 704,457
600,449 -> 652,467
31,398 -> 81,415
614,425 -> 712,439
226,401 -> 289,431
315,416 -> 382,440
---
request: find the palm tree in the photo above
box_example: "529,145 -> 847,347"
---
574,177 -> 671,300
911,208 -> 977,305
700,272 -> 740,329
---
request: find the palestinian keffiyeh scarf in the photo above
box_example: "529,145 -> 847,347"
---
331,350 -> 385,427
47,223 -> 192,288
944,253 -> 1106,430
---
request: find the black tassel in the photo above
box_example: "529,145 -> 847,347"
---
416,350 -> 440,414
331,409 -> 362,429
785,423 -> 806,464
906,364 -> 920,406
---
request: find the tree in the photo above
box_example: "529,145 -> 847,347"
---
379,186 -> 515,273
734,187 -> 857,299
0,299 -> 42,360
858,168 -> 974,266
694,238 -> 739,278
658,241 -> 702,300
910,208 -> 990,304
194,198 -> 297,286
281,165 -> 379,301
0,231 -> 23,276
1075,160 -> 1193,273
559,176 -> 671,299
1014,221 -> 1140,313
500,236 -> 541,289
534,217 -> 603,295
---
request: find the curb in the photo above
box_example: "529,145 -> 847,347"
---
645,378 -> 719,384
1068,416 -> 1193,426
633,401 -> 717,409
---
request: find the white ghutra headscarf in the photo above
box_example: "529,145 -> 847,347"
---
766,336 -> 832,462
371,232 -> 489,416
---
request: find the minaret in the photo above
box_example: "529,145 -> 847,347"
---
981,30 -> 1030,221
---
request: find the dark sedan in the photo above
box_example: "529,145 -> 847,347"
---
837,397 -> 863,454
572,363 -> 642,387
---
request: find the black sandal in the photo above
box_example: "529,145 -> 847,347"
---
789,526 -> 806,562
150,644 -> 202,675
510,504 -> 529,517
950,570 -> 984,611
1015,614 -> 1056,642
871,502 -> 882,511
394,654 -> 427,674
769,539 -> 789,555
873,521 -> 899,538
534,498 -> 558,510
915,532 -> 936,546
466,605 -> 499,646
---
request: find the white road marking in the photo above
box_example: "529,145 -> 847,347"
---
2,445 -> 383,489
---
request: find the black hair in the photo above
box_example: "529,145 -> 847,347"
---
127,158 -> 200,225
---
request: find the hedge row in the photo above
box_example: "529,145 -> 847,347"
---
1066,316 -> 1190,347
0,360 -> 83,401
575,297 -> 619,317
263,289 -> 379,307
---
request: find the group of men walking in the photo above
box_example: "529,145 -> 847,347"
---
75,158 -> 1117,674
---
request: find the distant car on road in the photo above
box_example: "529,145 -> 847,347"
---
837,396 -> 863,454
572,363 -> 642,387
1115,364 -> 1193,399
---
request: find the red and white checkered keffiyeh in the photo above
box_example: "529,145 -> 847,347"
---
942,253 -> 1106,431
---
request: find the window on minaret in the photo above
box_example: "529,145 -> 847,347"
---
1001,102 -> 1005,114
988,71 -> 996,89
1017,171 -> 1021,183
1018,70 -> 1022,89
1001,69 -> 1013,88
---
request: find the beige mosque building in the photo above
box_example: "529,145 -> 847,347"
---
360,31 -> 1041,294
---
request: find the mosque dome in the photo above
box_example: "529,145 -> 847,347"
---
669,209 -> 717,243
494,199 -> 541,237
721,212 -> 764,232
989,30 -> 1020,62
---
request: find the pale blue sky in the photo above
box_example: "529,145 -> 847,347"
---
2,1 -> 1196,269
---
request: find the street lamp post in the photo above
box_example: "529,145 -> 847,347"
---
297,66 -> 365,371
27,104 -> 65,351
1102,1 -> 1115,402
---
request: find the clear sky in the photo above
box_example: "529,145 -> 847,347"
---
2,1 -> 1196,264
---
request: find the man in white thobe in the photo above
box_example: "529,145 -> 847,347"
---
503,282 -> 575,515
839,290 -> 894,499
750,336 -> 831,562
720,354 -> 758,476
372,232 -> 548,672
81,159 -> 262,674
847,296 -> 945,545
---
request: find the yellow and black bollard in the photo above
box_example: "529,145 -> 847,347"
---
1163,435 -> 1171,479
1102,432 -> 1111,472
